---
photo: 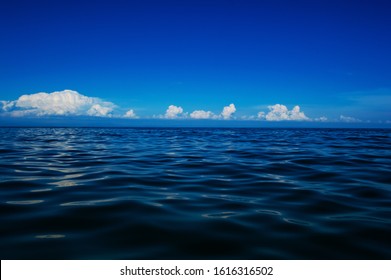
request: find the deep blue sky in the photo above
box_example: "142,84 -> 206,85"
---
0,0 -> 390,125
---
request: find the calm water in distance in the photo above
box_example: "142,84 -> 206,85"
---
0,127 -> 390,259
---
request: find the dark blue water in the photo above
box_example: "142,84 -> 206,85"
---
0,127 -> 390,259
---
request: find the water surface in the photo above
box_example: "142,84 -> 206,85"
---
0,128 -> 390,259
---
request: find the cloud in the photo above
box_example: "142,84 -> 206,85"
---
221,103 -> 236,119
257,111 -> 265,119
123,109 -> 138,118
164,105 -> 184,119
258,104 -> 310,121
87,104 -> 113,117
1,90 -> 115,117
190,110 -> 216,119
315,116 -> 328,122
340,115 -> 361,123
163,103 -> 236,120
0,100 -> 16,112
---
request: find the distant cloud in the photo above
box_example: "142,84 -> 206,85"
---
0,90 -> 115,117
87,104 -> 113,117
257,111 -> 265,119
164,105 -> 184,119
3,91 -> 351,124
0,100 -> 16,112
1,93 -> 240,121
340,115 -> 361,123
258,104 -> 309,121
190,110 -> 216,119
162,103 -> 236,120
123,109 -> 138,118
315,116 -> 328,122
221,103 -> 236,119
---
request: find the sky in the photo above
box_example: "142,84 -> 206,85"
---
0,0 -> 390,126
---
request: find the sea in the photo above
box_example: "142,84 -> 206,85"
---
0,127 -> 390,259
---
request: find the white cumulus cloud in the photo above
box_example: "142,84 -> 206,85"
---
190,110 -> 216,119
164,105 -> 184,119
123,109 -> 138,118
221,103 -> 236,119
0,90 -> 116,117
87,104 -> 113,117
258,104 -> 309,121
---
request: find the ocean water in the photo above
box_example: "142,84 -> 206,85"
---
0,127 -> 390,259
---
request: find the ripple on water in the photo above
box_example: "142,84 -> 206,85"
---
6,200 -> 44,205
203,212 -> 238,219
60,198 -> 119,206
30,188 -> 52,193
328,215 -> 391,224
283,218 -> 313,227
35,234 -> 65,239
256,209 -> 282,216
0,127 -> 390,259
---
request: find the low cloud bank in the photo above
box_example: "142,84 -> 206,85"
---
162,103 -> 236,120
2,90 -> 362,123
